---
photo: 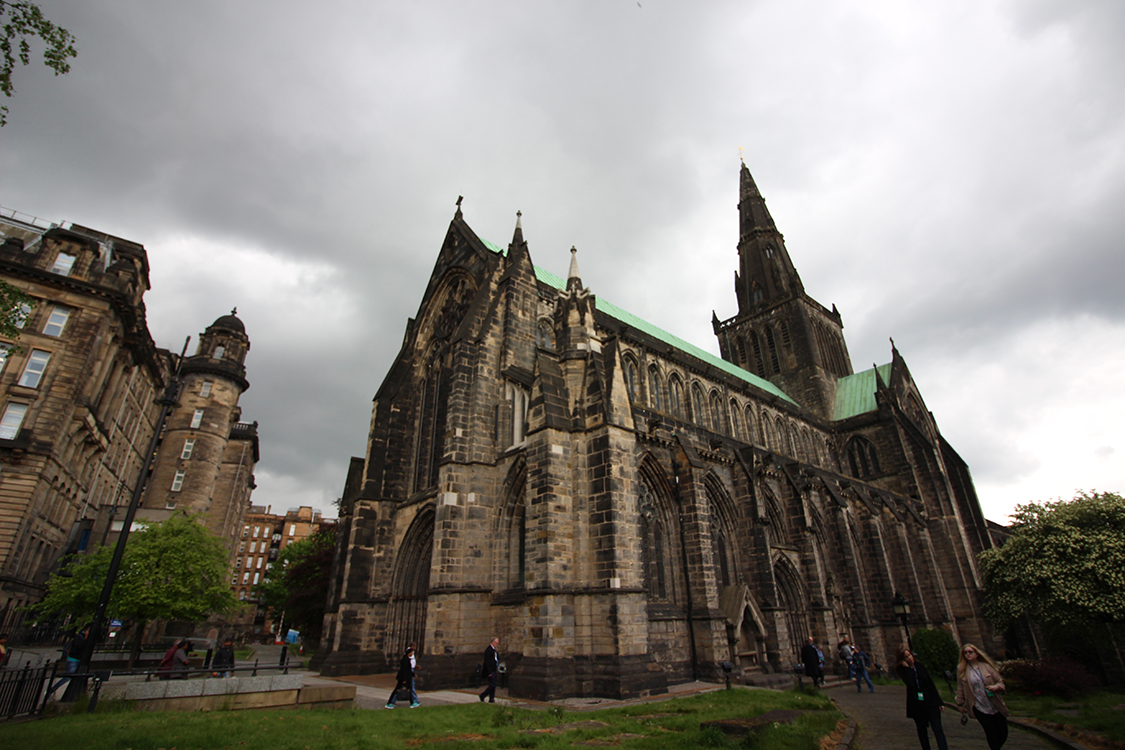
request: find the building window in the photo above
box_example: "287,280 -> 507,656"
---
248,541 -> 255,553
190,409 -> 204,428
200,380 -> 213,397
42,306 -> 71,337
0,344 -> 9,371
252,572 -> 259,585
242,572 -> 250,584
242,525 -> 249,537
181,438 -> 195,459
235,557 -> 242,569
0,402 -> 29,439
253,526 -> 260,538
256,557 -> 263,569
238,588 -> 246,599
18,349 -> 51,388
51,252 -> 76,276
171,469 -> 186,491
289,524 -> 296,537
231,577 -> 238,587
13,302 -> 31,329
213,346 -> 225,359
238,541 -> 245,553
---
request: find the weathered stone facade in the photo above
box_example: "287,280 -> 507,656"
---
318,166 -> 999,700
0,212 -> 257,617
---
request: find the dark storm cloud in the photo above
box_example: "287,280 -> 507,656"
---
3,0 -> 1123,521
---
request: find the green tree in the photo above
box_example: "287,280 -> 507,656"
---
0,279 -> 33,340
911,627 -> 960,679
255,525 -> 335,647
31,513 -> 241,668
1,1 -> 77,126
978,490 -> 1125,633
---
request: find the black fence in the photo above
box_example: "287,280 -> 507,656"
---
0,660 -> 56,721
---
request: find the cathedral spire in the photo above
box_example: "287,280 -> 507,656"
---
735,163 -> 802,312
512,210 -> 524,245
567,246 -> 583,292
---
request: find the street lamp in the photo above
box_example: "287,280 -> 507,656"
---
891,591 -> 913,651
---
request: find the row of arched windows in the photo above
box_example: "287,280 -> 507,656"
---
730,320 -> 791,378
623,353 -> 839,466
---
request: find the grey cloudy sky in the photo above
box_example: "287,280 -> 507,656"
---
3,0 -> 1123,523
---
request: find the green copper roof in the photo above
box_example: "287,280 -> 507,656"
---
480,238 -> 797,405
833,363 -> 892,420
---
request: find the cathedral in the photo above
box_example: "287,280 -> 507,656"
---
317,165 -> 1000,700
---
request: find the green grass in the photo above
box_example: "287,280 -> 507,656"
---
6,687 -> 843,750
1005,688 -> 1125,744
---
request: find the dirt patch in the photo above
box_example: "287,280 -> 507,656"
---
406,734 -> 491,745
701,709 -> 806,737
572,734 -> 647,746
818,718 -> 850,750
520,720 -> 611,735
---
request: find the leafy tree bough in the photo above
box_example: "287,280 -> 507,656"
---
979,490 -> 1125,681
31,513 -> 240,669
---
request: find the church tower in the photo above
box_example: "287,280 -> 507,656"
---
143,310 -> 257,551
714,163 -> 853,417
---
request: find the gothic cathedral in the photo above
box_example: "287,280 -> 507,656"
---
317,165 -> 999,700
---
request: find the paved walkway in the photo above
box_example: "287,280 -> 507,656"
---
828,683 -> 1074,750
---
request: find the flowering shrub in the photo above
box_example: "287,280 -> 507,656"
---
999,655 -> 1100,698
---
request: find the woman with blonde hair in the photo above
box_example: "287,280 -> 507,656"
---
955,643 -> 1009,749
896,645 -> 948,750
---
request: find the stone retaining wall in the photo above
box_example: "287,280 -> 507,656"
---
99,675 -> 355,712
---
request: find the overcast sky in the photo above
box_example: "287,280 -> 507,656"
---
3,0 -> 1123,524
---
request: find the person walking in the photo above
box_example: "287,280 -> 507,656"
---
896,645 -> 948,750
48,625 -> 89,697
385,642 -> 419,709
853,643 -> 875,693
956,643 -> 1009,749
479,637 -> 500,703
838,634 -> 855,679
157,639 -> 182,680
171,640 -> 191,679
211,638 -> 235,678
0,633 -> 8,668
800,636 -> 824,687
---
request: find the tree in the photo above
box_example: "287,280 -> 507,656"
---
978,491 -> 1125,632
31,513 -> 241,668
979,491 -> 1125,681
255,525 -> 335,647
0,279 -> 33,340
1,1 -> 77,126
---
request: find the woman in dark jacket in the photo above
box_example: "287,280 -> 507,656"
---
896,645 -> 948,750
385,642 -> 418,709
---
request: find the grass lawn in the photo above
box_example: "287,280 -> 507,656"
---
1004,688 -> 1125,744
4,687 -> 843,750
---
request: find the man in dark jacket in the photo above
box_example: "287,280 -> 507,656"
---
800,636 -> 824,687
479,637 -> 499,703
385,642 -> 419,709
212,638 -> 235,678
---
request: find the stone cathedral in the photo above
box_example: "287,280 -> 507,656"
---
317,165 -> 999,700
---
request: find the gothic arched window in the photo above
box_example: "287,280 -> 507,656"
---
624,356 -> 639,403
845,436 -> 881,479
750,331 -> 765,376
648,365 -> 663,412
692,384 -> 706,427
668,375 -> 685,420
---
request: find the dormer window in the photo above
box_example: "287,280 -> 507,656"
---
51,253 -> 76,276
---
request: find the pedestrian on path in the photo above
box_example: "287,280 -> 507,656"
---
211,638 -> 235,678
801,636 -> 824,687
896,645 -> 948,750
853,643 -> 875,693
479,637 -> 499,703
956,643 -> 1009,749
385,642 -> 419,709
47,624 -> 89,697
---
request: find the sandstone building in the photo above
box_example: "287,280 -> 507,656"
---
229,504 -> 334,640
0,210 -> 257,622
318,167 -> 999,700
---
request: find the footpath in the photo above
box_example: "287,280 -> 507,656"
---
828,682 -> 1087,750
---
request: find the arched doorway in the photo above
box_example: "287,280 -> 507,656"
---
386,507 -> 434,660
